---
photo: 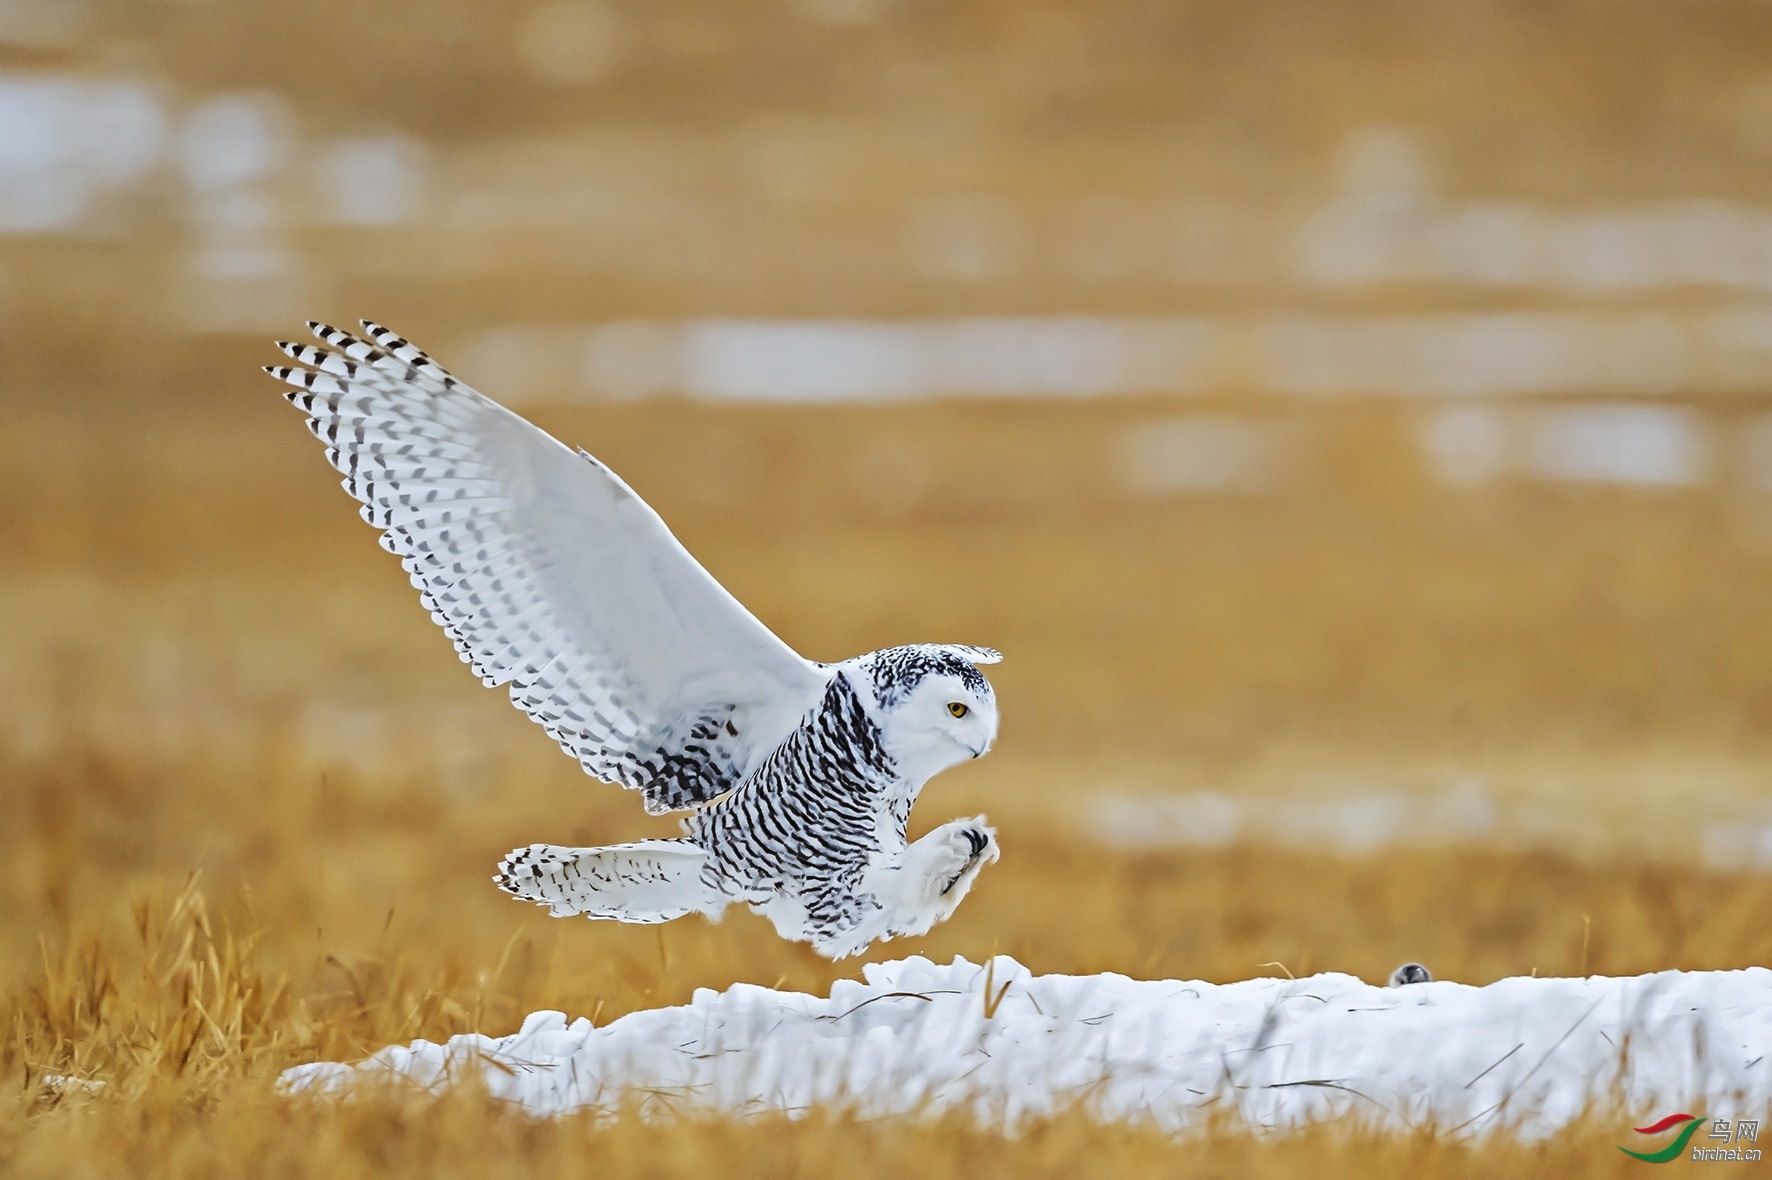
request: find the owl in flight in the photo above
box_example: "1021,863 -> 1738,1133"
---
266,322 -> 1001,959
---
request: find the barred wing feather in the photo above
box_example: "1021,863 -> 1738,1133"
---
266,321 -> 829,813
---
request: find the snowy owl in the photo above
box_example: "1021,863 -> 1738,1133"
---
266,321 -> 1001,959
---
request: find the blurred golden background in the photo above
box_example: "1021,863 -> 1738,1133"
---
8,0 -> 1772,1174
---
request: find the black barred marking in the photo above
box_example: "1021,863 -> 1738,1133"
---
864,645 -> 993,709
686,672 -> 902,941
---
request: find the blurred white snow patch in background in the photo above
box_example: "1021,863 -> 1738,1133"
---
176,91 -> 312,330
1116,416 -> 1284,495
0,73 -> 166,233
1094,786 -> 1772,872
177,92 -> 290,193
1098,790 -> 1245,847
688,320 -> 930,402
466,317 -> 1216,403
316,134 -> 429,226
1419,403 -> 1715,489
1093,784 -> 1498,854
1702,822 -> 1772,871
1302,125 -> 1772,293
280,954 -> 1772,1138
1523,406 -> 1708,487
682,318 -> 1136,402
465,310 -> 1772,405
1420,406 -> 1510,487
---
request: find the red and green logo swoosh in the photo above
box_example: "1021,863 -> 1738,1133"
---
1618,1114 -> 1707,1163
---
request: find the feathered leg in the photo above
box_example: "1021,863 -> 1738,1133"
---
495,839 -> 728,924
808,816 -> 999,958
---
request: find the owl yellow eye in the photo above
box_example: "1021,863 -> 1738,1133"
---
947,702 -> 969,718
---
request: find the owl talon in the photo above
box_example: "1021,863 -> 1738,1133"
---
937,820 -> 997,895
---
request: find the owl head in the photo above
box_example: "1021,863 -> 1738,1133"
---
861,644 -> 1001,784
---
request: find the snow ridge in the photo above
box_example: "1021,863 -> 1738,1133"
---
279,956 -> 1772,1137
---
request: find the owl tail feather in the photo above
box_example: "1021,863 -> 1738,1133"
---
494,839 -> 725,924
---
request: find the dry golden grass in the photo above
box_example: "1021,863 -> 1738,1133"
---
7,384 -> 1772,1173
7,791 -> 1772,1177
0,1087 -> 1678,1180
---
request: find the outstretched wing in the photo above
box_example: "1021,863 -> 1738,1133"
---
267,321 -> 831,813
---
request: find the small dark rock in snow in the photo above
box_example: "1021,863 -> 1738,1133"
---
1389,962 -> 1433,987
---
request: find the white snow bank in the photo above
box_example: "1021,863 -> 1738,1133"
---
280,956 -> 1772,1137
